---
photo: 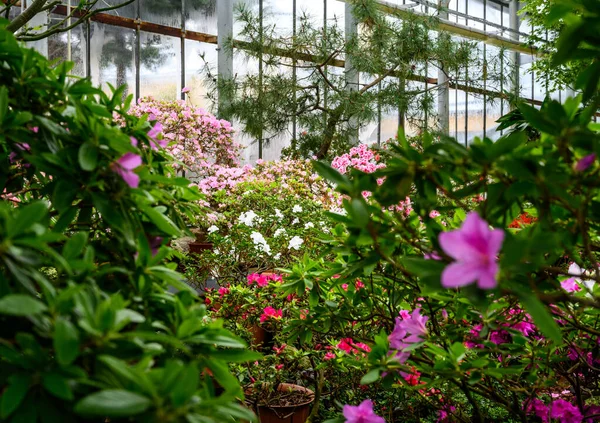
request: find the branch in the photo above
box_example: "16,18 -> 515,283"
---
6,0 -> 46,33
16,0 -> 135,41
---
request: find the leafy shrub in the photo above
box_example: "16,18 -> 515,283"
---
0,24 -> 257,422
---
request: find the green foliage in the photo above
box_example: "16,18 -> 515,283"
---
0,24 -> 257,422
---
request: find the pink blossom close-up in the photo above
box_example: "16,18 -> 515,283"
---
342,399 -> 386,423
439,212 -> 504,290
111,152 -> 142,188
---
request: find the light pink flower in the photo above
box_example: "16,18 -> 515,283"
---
181,86 -> 191,93
439,212 -> 504,289
343,399 -> 385,423
111,153 -> 142,188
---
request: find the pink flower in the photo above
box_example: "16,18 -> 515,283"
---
575,154 -> 596,172
324,352 -> 336,360
181,86 -> 191,93
561,278 -> 582,293
424,251 -> 442,260
147,121 -> 163,139
439,212 -> 504,289
341,283 -> 349,291
111,153 -> 142,188
259,306 -> 282,323
355,280 -> 365,290
343,399 -> 385,423
389,308 -> 428,363
218,287 -> 230,297
550,399 -> 582,423
275,364 -> 284,371
525,398 -> 549,423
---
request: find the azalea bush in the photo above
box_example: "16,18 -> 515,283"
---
128,96 -> 242,175
186,181 -> 330,286
274,2 -> 600,422
0,24 -> 257,422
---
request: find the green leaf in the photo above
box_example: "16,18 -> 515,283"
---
78,142 -> 98,171
312,161 -> 352,193
140,205 -> 181,237
518,293 -> 562,344
349,198 -> 370,228
52,180 -> 79,212
360,369 -> 380,385
0,295 -> 47,316
170,363 -> 199,407
517,103 -> 559,135
0,86 -> 7,123
42,372 -> 74,401
53,318 -> 80,366
62,232 -> 88,260
74,390 -> 151,418
10,201 -> 48,237
0,375 -> 30,418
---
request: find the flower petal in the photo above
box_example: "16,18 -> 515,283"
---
441,262 -> 481,288
117,152 -> 142,170
121,170 -> 140,188
439,231 -> 467,261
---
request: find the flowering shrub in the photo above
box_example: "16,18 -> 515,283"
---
0,28 -> 256,422
187,182 -> 330,285
275,3 -> 600,422
128,97 -> 242,173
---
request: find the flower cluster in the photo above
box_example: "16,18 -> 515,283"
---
128,97 -> 242,174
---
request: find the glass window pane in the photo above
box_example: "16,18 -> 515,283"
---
140,33 -> 181,100
90,22 -> 136,96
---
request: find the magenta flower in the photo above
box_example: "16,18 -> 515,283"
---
439,212 -> 504,289
259,306 -> 282,323
389,308 -> 428,364
343,399 -> 385,423
111,153 -> 142,188
550,399 -> 583,423
574,153 -> 596,172
524,398 -> 549,423
561,277 -> 582,293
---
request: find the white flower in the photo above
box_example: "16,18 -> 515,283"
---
207,225 -> 219,234
273,253 -> 281,260
239,210 -> 258,227
288,236 -> 304,250
274,228 -> 286,237
569,263 -> 595,291
304,222 -> 315,229
292,205 -> 303,213
251,231 -> 271,255
292,218 -> 299,225
274,208 -> 284,219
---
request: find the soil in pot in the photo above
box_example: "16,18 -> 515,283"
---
246,383 -> 314,423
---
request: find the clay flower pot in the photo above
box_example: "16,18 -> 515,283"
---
250,324 -> 275,349
248,383 -> 315,423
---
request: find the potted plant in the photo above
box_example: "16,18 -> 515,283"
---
241,348 -> 316,423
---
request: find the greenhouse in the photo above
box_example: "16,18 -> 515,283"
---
1,0 -> 600,422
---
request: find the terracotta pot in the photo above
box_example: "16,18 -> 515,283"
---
188,241 -> 213,254
249,383 -> 315,423
250,324 -> 275,349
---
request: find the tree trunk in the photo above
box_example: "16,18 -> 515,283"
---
315,107 -> 343,160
